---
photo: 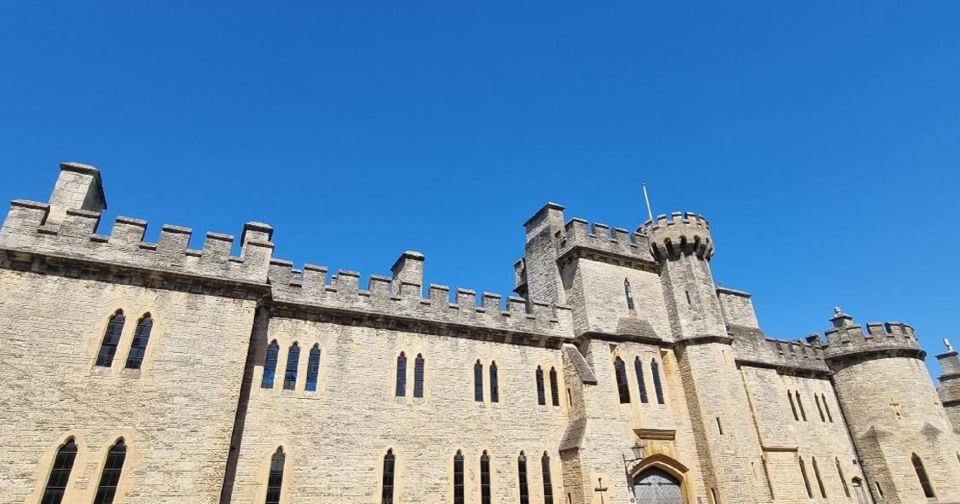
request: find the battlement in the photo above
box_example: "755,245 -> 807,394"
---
553,217 -> 656,266
821,320 -> 923,362
639,211 -> 714,261
729,325 -> 829,375
267,254 -> 574,344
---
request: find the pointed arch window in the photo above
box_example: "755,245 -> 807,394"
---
474,360 -> 484,402
414,354 -> 425,398
125,314 -> 153,369
536,367 -> 546,406
634,357 -> 648,403
549,367 -> 560,407
788,391 -> 799,421
798,457 -> 813,498
794,391 -> 807,421
814,394 -> 826,422
912,453 -> 935,498
480,451 -> 492,504
283,343 -> 300,390
822,393 -> 834,422
490,361 -> 499,403
518,452 -> 530,504
453,450 -> 465,504
835,458 -> 850,497
396,352 -> 407,397
811,456 -> 826,498
96,310 -> 125,367
266,448 -> 284,504
382,449 -> 396,504
651,358 -> 665,404
261,340 -> 279,389
93,439 -> 126,504
305,345 -> 321,392
614,357 -> 630,403
624,279 -> 635,310
41,439 -> 78,504
542,452 -> 554,504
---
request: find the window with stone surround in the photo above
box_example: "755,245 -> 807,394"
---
96,310 -> 125,367
396,352 -> 407,397
798,457 -> 813,498
536,367 -> 546,405
614,357 -> 631,404
624,279 -> 635,310
261,340 -> 279,389
41,438 -> 78,504
811,457 -> 826,498
651,358 -> 665,404
475,360 -> 484,402
549,367 -> 560,407
305,345 -> 320,392
912,453 -> 935,498
283,343 -> 300,390
634,357 -> 648,403
265,448 -> 284,504
481,451 -> 492,504
414,354 -> 425,398
490,361 -> 500,403
382,449 -> 396,504
518,452 -> 530,504
795,391 -> 807,421
93,439 -> 126,504
814,394 -> 826,422
454,450 -> 465,504
542,452 -> 554,504
788,391 -> 799,421
835,458 -> 850,497
124,313 -> 152,369
821,394 -> 834,422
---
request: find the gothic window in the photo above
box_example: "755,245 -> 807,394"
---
536,367 -> 546,406
624,279 -> 635,310
481,451 -> 492,504
835,458 -> 850,497
475,360 -> 484,402
542,452 -> 554,504
811,457 -> 826,498
799,457 -> 813,498
93,439 -> 126,504
651,358 -> 665,404
414,354 -> 425,398
41,439 -> 78,504
518,452 -> 530,504
490,361 -> 499,403
788,391 -> 799,421
396,352 -> 407,397
305,345 -> 320,392
261,340 -> 279,389
283,343 -> 300,390
822,394 -> 834,422
912,453 -> 935,498
549,367 -> 560,407
634,357 -> 648,403
382,449 -> 396,504
614,357 -> 630,404
814,394 -> 826,422
124,314 -> 152,369
453,450 -> 465,504
795,391 -> 807,421
266,448 -> 284,504
96,310 -> 125,367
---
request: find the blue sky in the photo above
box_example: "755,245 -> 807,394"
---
1,2 -> 958,378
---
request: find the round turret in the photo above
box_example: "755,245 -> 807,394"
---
639,212 -> 714,261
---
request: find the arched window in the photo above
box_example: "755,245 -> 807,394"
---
912,453 -> 935,498
480,451 -> 492,504
811,457 -> 826,498
125,314 -> 153,369
822,393 -> 834,422
395,352 -> 407,397
266,448 -> 284,504
651,358 -> 665,404
549,367 -> 560,407
814,394 -> 826,422
261,340 -> 279,389
624,279 -> 635,310
93,439 -> 126,504
798,457 -> 813,498
542,452 -> 554,504
474,360 -> 484,402
41,438 -> 78,504
518,452 -> 530,504
414,354 -> 425,398
536,367 -> 546,406
453,450 -> 465,504
835,458 -> 850,497
305,345 -> 321,392
382,449 -> 396,504
614,357 -> 630,404
283,343 -> 300,390
794,391 -> 807,421
96,310 -> 125,367
490,361 -> 499,403
788,391 -> 799,421
634,357 -> 648,403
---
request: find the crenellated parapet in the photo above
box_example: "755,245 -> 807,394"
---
729,325 -> 830,375
552,217 -> 657,270
267,254 -> 574,346
639,211 -> 714,261
820,309 -> 923,366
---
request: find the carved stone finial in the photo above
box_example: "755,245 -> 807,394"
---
945,338 -> 955,353
834,306 -> 842,315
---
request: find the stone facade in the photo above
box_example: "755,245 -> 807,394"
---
1,163 -> 959,504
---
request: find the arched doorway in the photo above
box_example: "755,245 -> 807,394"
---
633,467 -> 683,504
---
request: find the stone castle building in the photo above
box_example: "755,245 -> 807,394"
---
2,163 -> 959,504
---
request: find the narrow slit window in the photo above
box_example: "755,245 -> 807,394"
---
481,451 -> 492,504
541,452 -> 554,504
305,345 -> 320,392
125,314 -> 152,369
814,394 -> 826,422
835,458 -> 850,497
822,394 -> 834,422
549,367 -> 560,407
685,290 -> 692,306
41,439 -> 78,504
624,279 -> 635,310
812,457 -> 826,498
716,417 -> 724,435
453,450 -> 465,504
634,357 -> 648,403
795,391 -> 807,421
912,453 -> 935,498
395,352 -> 407,397
536,367 -> 546,406
283,343 -> 300,390
261,340 -> 279,389
93,439 -> 126,504
474,360 -> 484,402
788,391 -> 799,421
614,357 -> 630,404
382,449 -> 396,504
96,310 -> 125,367
265,448 -> 285,504
518,452 -> 529,504
414,354 -> 424,398
490,361 -> 499,403
651,358 -> 665,404
799,457 -> 813,498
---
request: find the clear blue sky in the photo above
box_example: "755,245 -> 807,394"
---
2,2 -> 958,377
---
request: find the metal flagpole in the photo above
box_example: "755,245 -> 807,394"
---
642,182 -> 654,222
